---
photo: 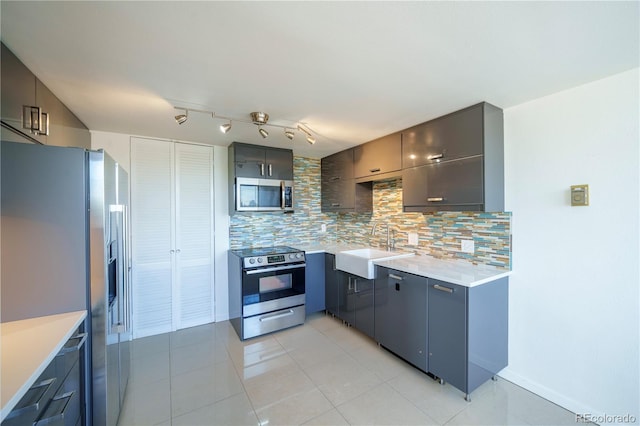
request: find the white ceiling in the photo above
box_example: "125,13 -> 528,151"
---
1,1 -> 638,158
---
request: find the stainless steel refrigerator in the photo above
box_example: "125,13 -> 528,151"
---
1,141 -> 131,426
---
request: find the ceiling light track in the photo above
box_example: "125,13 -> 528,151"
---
173,106 -> 318,145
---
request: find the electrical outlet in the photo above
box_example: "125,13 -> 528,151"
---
321,224 -> 327,233
408,232 -> 418,245
461,239 -> 475,253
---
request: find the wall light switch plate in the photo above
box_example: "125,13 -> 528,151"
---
461,239 -> 475,253
571,184 -> 589,206
408,232 -> 418,246
321,224 -> 327,233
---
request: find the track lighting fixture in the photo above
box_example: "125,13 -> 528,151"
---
284,129 -> 295,140
174,110 -> 188,125
297,124 -> 316,145
172,106 -> 320,145
220,121 -> 232,133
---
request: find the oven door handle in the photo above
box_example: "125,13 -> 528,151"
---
245,263 -> 306,275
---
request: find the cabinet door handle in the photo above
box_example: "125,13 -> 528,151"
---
427,197 -> 444,202
268,164 -> 273,177
428,153 -> 444,161
56,333 -> 87,355
260,163 -> 265,176
389,274 -> 403,281
369,168 -> 381,173
433,284 -> 454,293
348,276 -> 353,291
331,203 -> 341,207
34,391 -> 75,426
330,176 -> 341,181
354,278 -> 359,293
12,378 -> 56,416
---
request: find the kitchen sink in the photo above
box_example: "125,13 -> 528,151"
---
335,248 -> 414,279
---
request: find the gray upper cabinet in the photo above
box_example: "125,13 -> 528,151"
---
403,102 -> 504,212
1,43 -> 90,148
353,132 -> 402,179
402,104 -> 484,168
321,149 -> 372,212
232,142 -> 293,180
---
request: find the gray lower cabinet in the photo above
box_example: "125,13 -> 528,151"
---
428,277 -> 508,399
337,271 -> 375,338
374,267 -> 427,371
3,326 -> 87,426
324,254 -> 340,317
305,253 -> 325,315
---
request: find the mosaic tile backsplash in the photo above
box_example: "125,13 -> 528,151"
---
229,157 -> 511,269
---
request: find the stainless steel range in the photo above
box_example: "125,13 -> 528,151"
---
228,246 -> 306,340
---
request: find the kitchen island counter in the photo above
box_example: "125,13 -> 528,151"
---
0,310 -> 87,421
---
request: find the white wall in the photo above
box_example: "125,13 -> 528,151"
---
502,68 -> 639,423
91,131 -> 231,324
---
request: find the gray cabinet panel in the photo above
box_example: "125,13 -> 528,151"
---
35,79 -> 90,149
324,254 -> 339,316
353,132 -> 402,178
375,267 -> 427,371
1,43 -> 46,144
232,143 -> 293,179
338,272 -> 356,326
428,277 -> 509,398
401,102 -> 504,213
402,104 -> 483,169
305,253 -> 326,315
321,149 -> 372,212
428,279 -> 467,393
403,156 -> 484,212
354,277 -> 375,338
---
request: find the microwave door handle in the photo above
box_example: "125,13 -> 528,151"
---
281,181 -> 285,209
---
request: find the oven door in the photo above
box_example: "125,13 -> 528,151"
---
242,263 -> 305,316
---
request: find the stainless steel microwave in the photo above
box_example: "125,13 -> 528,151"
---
235,177 -> 294,212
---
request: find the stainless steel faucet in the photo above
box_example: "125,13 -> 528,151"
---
370,221 -> 394,251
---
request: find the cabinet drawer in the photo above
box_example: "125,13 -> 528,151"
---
35,361 -> 81,426
54,331 -> 86,383
2,364 -> 58,426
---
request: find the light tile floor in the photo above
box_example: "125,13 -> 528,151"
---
118,313 -> 582,426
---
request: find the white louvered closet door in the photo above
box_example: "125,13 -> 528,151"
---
130,138 -> 214,338
174,143 -> 214,329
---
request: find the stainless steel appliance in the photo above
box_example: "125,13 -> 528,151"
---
235,177 -> 294,212
228,246 -> 305,340
0,141 -> 131,426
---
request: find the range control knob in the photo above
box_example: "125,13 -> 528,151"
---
296,253 -> 303,259
289,254 -> 295,259
257,258 -> 263,263
249,258 -> 255,264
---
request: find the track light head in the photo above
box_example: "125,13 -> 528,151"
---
306,136 -> 316,145
259,127 -> 268,138
175,111 -> 188,125
220,122 -> 232,134
284,129 -> 295,140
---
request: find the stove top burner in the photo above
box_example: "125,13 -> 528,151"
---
232,245 -> 300,258
231,245 -> 305,269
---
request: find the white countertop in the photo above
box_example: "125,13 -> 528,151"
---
295,243 -> 510,287
374,255 -> 511,287
1,310 -> 87,421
